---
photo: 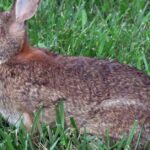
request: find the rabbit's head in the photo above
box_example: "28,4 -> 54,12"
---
0,0 -> 40,64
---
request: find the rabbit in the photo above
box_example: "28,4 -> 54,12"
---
0,0 -> 150,147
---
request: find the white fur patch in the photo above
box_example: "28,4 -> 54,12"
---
100,98 -> 146,109
0,60 -> 6,64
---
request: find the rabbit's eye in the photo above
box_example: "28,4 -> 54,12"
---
3,12 -> 10,22
4,12 -> 10,18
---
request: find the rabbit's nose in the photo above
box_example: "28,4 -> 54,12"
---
0,27 -> 5,36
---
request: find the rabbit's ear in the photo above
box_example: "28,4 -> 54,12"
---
15,0 -> 40,23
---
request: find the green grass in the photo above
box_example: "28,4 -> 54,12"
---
0,0 -> 150,149
0,102 -> 149,150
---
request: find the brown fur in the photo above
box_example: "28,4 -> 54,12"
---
0,0 -> 149,148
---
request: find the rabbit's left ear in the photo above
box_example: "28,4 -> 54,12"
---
15,0 -> 40,23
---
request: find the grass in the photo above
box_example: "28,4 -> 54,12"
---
0,102 -> 148,150
0,0 -> 150,149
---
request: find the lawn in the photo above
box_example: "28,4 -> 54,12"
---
0,0 -> 150,149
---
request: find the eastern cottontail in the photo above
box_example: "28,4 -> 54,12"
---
0,0 -> 150,147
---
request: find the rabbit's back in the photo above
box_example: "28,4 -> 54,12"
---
0,51 -> 150,146
0,54 -> 150,111
2,55 -> 149,103
1,54 -> 150,106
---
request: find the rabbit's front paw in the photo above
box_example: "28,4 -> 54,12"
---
23,112 -> 34,132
